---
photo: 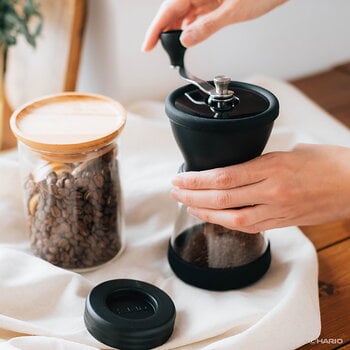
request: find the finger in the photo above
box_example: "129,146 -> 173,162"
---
182,12 -> 197,27
142,0 -> 191,52
172,156 -> 270,190
171,182 -> 266,209
187,206 -> 267,233
180,5 -> 232,46
192,0 -> 223,16
242,217 -> 289,233
187,204 -> 278,233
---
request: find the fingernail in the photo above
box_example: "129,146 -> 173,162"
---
172,175 -> 184,187
141,41 -> 148,52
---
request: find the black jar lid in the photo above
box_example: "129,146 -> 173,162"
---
166,81 -> 279,132
84,279 -> 176,350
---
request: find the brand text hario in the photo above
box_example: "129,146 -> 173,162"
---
310,338 -> 343,345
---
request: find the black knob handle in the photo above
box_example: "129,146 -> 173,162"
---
160,30 -> 186,67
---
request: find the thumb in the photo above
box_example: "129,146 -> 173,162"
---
180,8 -> 230,47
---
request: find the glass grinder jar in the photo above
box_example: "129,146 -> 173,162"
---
11,93 -> 126,271
161,31 -> 279,290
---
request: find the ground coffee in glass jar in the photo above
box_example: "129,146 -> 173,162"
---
173,223 -> 266,269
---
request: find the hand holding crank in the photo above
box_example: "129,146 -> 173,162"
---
142,0 -> 287,51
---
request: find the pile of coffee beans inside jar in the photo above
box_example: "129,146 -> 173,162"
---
24,145 -> 122,269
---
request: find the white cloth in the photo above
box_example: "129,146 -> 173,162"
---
1,77 -> 349,350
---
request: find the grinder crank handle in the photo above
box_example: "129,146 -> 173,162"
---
160,30 -> 216,95
160,30 -> 186,68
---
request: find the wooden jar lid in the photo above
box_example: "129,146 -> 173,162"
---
10,93 -> 126,153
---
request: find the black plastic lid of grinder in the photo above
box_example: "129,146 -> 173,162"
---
166,81 -> 279,131
165,82 -> 279,171
84,279 -> 176,350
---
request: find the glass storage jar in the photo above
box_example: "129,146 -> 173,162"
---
10,93 -> 126,270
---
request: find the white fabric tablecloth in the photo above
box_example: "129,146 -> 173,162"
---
1,77 -> 350,350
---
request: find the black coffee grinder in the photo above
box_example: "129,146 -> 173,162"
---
160,30 -> 279,291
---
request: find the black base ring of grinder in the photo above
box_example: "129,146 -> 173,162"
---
168,240 -> 271,291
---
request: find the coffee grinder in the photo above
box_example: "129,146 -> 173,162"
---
160,30 -> 279,291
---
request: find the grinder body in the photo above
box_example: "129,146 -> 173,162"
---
166,82 -> 279,291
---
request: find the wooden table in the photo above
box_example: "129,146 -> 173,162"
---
290,62 -> 350,350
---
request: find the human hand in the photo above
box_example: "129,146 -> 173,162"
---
170,144 -> 350,233
142,0 -> 287,51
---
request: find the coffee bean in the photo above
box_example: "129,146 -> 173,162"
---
84,192 -> 91,201
25,146 -> 122,269
64,179 -> 73,189
50,206 -> 61,218
49,246 -> 58,254
47,171 -> 57,181
93,174 -> 104,188
28,193 -> 39,216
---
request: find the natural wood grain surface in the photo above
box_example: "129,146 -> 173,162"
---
10,93 -> 126,154
292,63 -> 350,129
300,220 -> 350,251
64,0 -> 86,91
298,241 -> 350,350
292,62 -> 350,349
2,0 -> 86,150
